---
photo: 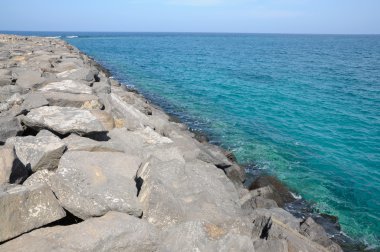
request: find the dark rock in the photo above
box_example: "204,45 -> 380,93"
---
249,175 -> 295,207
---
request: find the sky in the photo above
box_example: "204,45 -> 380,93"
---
1,0 -> 379,34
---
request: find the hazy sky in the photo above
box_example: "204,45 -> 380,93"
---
1,0 -> 379,34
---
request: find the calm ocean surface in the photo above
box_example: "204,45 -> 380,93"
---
7,31 -> 380,247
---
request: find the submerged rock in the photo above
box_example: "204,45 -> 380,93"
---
51,151 -> 142,219
0,211 -> 159,252
0,184 -> 66,242
22,106 -> 110,135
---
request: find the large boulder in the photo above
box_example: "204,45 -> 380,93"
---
51,151 -> 142,219
0,147 -> 28,185
63,134 -> 123,152
0,184 -> 66,242
13,130 -> 66,172
39,80 -> 93,95
14,70 -> 45,89
253,239 -> 288,252
250,208 -> 340,252
57,68 -> 98,83
0,116 -> 23,144
39,91 -> 101,108
158,220 -> 254,252
21,92 -> 49,111
300,217 -> 343,252
137,157 -> 242,229
0,211 -> 159,252
22,106 -> 111,135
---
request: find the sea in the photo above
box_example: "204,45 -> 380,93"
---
3,31 -> 380,249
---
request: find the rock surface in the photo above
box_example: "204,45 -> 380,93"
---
0,147 -> 28,184
13,130 -> 66,172
39,79 -> 93,94
22,106 -> 109,135
51,151 -> 142,219
0,184 -> 66,242
0,211 -> 158,252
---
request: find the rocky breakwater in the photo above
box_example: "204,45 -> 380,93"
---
0,34 -> 343,252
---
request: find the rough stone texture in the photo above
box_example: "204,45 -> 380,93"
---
51,151 -> 142,219
21,92 -> 49,111
0,116 -> 23,144
13,131 -> 66,172
14,70 -> 45,89
39,91 -> 100,108
108,92 -> 148,130
63,134 -> 123,152
39,79 -> 93,94
89,109 -> 115,131
22,106 -> 108,135
0,184 -> 66,242
0,211 -> 159,252
0,85 -> 23,101
158,220 -> 254,252
23,169 -> 55,188
241,186 -> 279,211
137,157 -> 242,229
58,68 -> 98,83
250,208 -> 334,252
93,80 -> 111,95
253,239 -> 288,252
0,147 -> 28,185
300,217 -> 343,252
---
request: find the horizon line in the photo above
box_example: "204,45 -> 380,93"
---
1,30 -> 379,36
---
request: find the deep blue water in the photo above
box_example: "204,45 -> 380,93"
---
4,31 -> 380,247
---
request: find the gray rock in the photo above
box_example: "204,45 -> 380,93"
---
240,186 -> 279,211
250,208 -> 332,252
15,70 -> 45,89
108,93 -> 148,130
23,169 -> 55,188
57,68 -> 98,83
14,132 -> 66,172
158,220 -> 254,252
0,76 -> 12,86
22,106 -> 109,135
39,80 -> 93,94
0,116 -> 23,144
0,85 -> 23,101
0,147 -> 28,185
63,134 -> 123,152
0,211 -> 159,252
300,217 -> 343,252
253,239 -> 288,252
51,151 -> 142,219
137,157 -> 242,229
92,80 -> 111,95
39,91 -> 100,108
0,184 -> 66,242
21,92 -> 49,111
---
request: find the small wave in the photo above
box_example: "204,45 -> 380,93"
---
290,192 -> 302,200
45,36 -> 61,39
66,36 -> 78,38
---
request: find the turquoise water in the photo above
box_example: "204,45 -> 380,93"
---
7,32 -> 380,247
